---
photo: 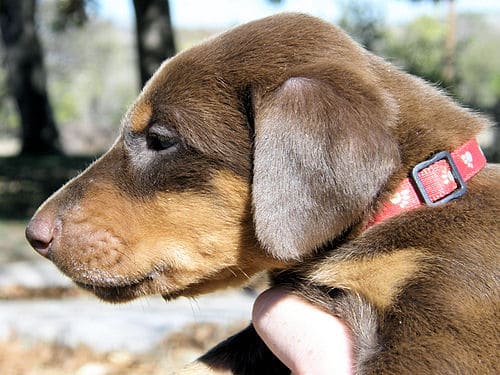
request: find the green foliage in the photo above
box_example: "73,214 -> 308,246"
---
492,74 -> 500,99
1,1 -> 498,156
51,0 -> 97,31
49,80 -> 79,123
382,12 -> 500,114
1,0 -> 137,154
41,0 -> 137,153
383,16 -> 448,85
455,17 -> 500,108
338,0 -> 386,51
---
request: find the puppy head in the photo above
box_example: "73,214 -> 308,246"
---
26,14 -> 399,302
26,66 -> 275,302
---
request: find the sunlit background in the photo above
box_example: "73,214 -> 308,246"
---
1,0 -> 499,156
0,0 -> 498,373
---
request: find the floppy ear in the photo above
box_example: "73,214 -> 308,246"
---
252,64 -> 400,260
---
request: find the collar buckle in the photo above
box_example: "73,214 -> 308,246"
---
411,150 -> 467,207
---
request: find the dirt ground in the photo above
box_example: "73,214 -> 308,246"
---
0,270 -> 266,375
0,321 -> 247,375
0,279 -> 267,375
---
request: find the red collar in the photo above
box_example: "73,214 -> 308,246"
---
367,139 -> 486,228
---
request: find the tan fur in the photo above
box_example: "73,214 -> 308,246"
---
309,249 -> 427,309
46,166 -> 285,301
129,100 -> 152,132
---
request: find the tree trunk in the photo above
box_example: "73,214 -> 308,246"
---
132,0 -> 176,88
0,0 -> 61,155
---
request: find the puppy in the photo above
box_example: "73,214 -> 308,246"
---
26,13 -> 499,374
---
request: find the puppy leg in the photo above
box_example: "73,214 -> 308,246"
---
176,325 -> 289,375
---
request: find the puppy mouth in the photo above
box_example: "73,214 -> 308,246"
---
74,268 -> 166,303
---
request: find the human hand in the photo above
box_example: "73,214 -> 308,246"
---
252,288 -> 353,375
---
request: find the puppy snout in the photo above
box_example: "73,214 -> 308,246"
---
26,213 -> 55,258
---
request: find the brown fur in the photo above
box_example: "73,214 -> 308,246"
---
26,14 -> 499,374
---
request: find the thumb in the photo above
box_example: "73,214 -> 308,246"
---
252,288 -> 353,375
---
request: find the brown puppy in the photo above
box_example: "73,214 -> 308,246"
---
26,14 -> 499,374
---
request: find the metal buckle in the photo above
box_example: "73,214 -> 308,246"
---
411,151 -> 467,207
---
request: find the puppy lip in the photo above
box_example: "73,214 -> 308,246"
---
76,281 -> 143,302
74,267 -> 166,302
76,277 -> 143,290
75,265 -> 167,289
75,274 -> 155,302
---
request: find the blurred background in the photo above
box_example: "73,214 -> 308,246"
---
0,0 -> 498,373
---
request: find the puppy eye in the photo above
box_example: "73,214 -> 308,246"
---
147,133 -> 177,151
146,127 -> 180,153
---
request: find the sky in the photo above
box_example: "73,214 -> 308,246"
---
99,0 -> 500,29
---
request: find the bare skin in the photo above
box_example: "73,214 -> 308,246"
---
253,288 -> 353,375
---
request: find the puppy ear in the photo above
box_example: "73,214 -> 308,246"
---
252,65 -> 400,260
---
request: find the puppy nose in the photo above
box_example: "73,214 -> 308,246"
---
25,215 -> 54,257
